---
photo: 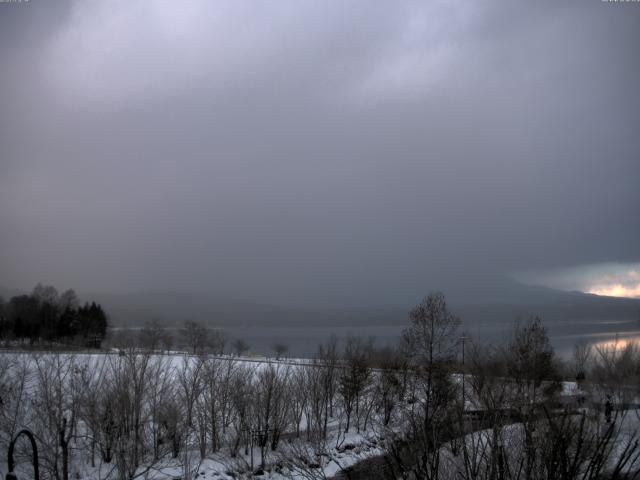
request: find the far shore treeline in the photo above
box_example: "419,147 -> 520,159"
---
0,283 -> 108,348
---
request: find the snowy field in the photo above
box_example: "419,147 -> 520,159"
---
0,351 -> 391,480
1,350 -> 638,479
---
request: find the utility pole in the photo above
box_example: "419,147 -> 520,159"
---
461,335 -> 466,414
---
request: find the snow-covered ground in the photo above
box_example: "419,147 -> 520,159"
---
2,351 -> 638,479
0,351 -> 390,480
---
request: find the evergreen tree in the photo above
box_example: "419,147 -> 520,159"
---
4,285 -> 108,347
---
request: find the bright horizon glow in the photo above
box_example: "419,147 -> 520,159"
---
515,263 -> 640,299
592,336 -> 639,352
586,283 -> 640,298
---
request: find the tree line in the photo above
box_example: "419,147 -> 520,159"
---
0,284 -> 108,347
0,292 -> 639,480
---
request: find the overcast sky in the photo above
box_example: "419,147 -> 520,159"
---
1,0 -> 639,306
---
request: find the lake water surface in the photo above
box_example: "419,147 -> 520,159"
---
222,316 -> 640,358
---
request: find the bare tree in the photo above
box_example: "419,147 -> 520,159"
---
199,357 -> 223,453
385,292 -> 461,480
0,355 -> 31,453
338,336 -> 372,433
106,350 -> 153,480
145,355 -> 175,461
441,405 -> 640,480
278,437 -> 349,480
253,364 -> 291,467
58,289 -> 79,312
316,336 -> 339,431
177,355 -> 205,480
229,364 -> 256,458
139,318 -> 166,352
77,355 -> 110,468
209,328 -> 227,355
460,339 -> 514,480
196,356 -> 240,456
504,317 -> 560,480
272,342 -> 289,360
506,316 -> 559,409
290,368 -> 309,438
591,339 -> 639,407
232,338 -> 250,357
158,396 -> 183,459
373,346 -> 407,426
182,320 -> 209,354
304,360 -> 332,444
31,353 -> 80,480
572,340 -> 592,383
161,329 -> 174,353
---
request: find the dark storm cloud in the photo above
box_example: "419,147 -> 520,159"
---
1,0 -> 639,306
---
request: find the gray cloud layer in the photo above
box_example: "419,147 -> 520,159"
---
1,0 -> 639,306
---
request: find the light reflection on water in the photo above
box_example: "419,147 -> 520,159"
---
115,317 -> 640,358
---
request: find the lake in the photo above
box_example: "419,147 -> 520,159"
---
221,316 -> 640,358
